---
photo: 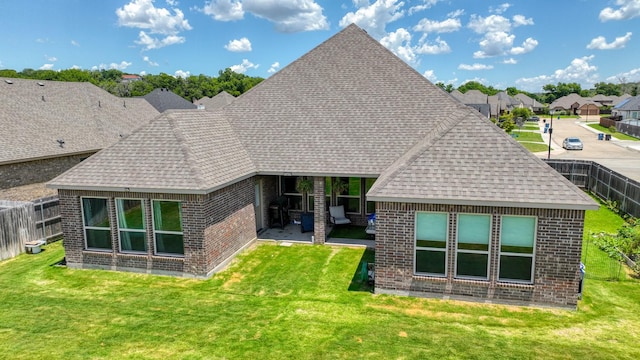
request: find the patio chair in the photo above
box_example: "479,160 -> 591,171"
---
329,205 -> 351,225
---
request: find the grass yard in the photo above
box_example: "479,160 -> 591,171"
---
520,142 -> 550,152
512,131 -> 544,142
1,206 -> 640,359
328,224 -> 369,239
587,124 -> 639,141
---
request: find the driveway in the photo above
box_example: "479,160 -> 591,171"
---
535,117 -> 640,182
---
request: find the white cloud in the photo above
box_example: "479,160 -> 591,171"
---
70,65 -> 81,70
71,40 -> 80,47
174,70 -> 190,78
200,0 -> 244,21
39,64 -> 54,70
502,58 -> 517,64
605,67 -> 640,83
380,28 -> 417,65
225,37 -> 252,52
490,3 -> 511,14
468,14 -> 511,33
143,56 -> 159,66
516,56 -> 598,91
111,61 -> 133,70
135,31 -> 185,50
600,0 -> 640,21
230,59 -> 258,73
447,9 -> 464,18
339,0 -> 405,38
413,18 -> 461,33
422,69 -> 437,82
587,32 -> 632,50
458,63 -> 494,71
509,37 -> 538,55
140,70 -> 147,76
46,56 -> 57,62
116,0 -> 191,50
166,0 -> 178,6
512,14 -> 534,26
242,0 -> 328,33
415,36 -> 451,55
473,31 -> 514,58
267,61 -> 280,73
408,0 -> 441,15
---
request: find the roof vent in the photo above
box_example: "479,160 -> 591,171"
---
37,82 -> 45,86
123,100 -> 126,108
4,79 -> 13,84
42,95 -> 45,101
57,139 -> 65,147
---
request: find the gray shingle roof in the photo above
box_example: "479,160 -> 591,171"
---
194,91 -> 236,110
0,78 -> 159,165
48,24 -> 597,210
143,88 -> 197,112
614,95 -> 640,111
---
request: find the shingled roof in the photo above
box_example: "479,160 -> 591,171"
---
143,88 -> 197,113
194,91 -> 236,110
0,78 -> 159,165
48,24 -> 597,210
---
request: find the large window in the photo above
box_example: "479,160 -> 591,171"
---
336,177 -> 361,214
415,212 -> 448,276
308,177 -> 331,212
499,216 -> 536,283
281,176 -> 302,211
152,200 -> 184,256
116,199 -> 146,252
456,214 -> 491,279
81,197 -> 112,250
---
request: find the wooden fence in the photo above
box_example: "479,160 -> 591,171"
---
32,196 -> 63,243
544,159 -> 640,218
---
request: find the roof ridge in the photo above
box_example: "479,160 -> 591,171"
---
165,112 -> 207,187
370,106 -> 472,195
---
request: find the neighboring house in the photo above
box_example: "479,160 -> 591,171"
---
142,88 -> 197,113
48,24 -> 598,308
121,74 -> 142,83
514,93 -> 544,113
194,91 -> 236,110
549,93 -> 584,114
488,92 -> 520,118
0,78 -> 159,189
612,95 -> 640,120
450,90 -> 490,118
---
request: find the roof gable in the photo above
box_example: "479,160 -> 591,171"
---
143,88 -> 197,112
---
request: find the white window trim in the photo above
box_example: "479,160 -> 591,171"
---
151,199 -> 184,257
414,211 -> 448,277
454,213 -> 491,281
80,196 -> 112,251
336,177 -> 361,214
498,215 -> 537,284
115,198 -> 147,254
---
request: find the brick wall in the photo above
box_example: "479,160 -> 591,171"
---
58,178 -> 258,278
374,202 -> 585,308
0,153 -> 95,189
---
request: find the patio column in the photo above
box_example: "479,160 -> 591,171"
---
313,176 -> 326,244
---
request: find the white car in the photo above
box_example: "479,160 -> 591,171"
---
562,137 -> 583,150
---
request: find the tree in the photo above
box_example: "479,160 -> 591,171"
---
511,107 -> 532,120
593,82 -> 622,96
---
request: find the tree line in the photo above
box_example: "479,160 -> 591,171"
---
0,68 -> 264,101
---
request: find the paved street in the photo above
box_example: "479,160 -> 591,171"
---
534,116 -> 640,183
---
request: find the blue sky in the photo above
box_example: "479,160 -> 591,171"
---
1,0 -> 639,92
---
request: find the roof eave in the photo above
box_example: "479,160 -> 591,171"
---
367,196 -> 600,211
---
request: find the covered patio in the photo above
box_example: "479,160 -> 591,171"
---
257,223 -> 374,249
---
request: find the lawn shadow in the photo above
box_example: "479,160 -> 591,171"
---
348,248 -> 375,292
50,257 -> 67,267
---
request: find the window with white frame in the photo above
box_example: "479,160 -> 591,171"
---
116,198 -> 146,252
152,200 -> 184,256
415,212 -> 448,276
456,214 -> 491,279
336,177 -> 361,214
81,197 -> 112,250
499,215 -> 536,283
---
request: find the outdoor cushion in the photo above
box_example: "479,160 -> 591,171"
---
329,205 -> 351,225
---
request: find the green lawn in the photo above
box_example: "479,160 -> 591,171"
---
1,207 -> 640,359
512,131 -> 544,142
587,124 -> 639,141
520,142 -> 551,152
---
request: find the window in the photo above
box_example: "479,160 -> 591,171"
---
456,214 -> 491,279
365,178 -> 376,214
415,212 -> 448,276
152,200 -> 184,256
116,199 -> 146,252
281,176 -> 302,211
499,216 -> 536,283
336,177 -> 361,213
308,177 -> 331,212
81,197 -> 112,250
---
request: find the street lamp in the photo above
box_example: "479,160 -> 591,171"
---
547,110 -> 554,160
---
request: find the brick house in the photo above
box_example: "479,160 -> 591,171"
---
48,24 -> 598,308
